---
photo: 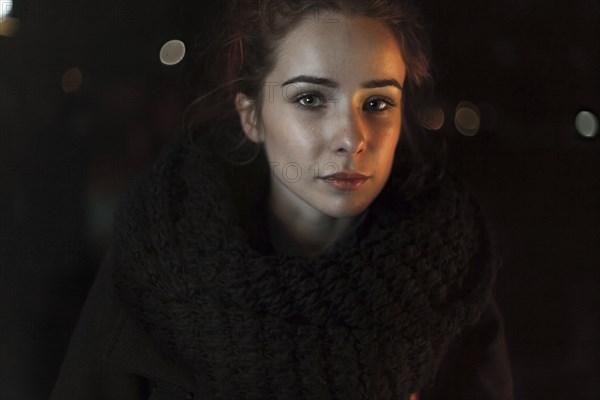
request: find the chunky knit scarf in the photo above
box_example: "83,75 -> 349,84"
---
112,133 -> 497,400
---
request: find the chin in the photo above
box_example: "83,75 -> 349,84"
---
317,198 -> 371,219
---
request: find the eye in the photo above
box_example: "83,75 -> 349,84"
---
295,93 -> 325,110
364,97 -> 396,113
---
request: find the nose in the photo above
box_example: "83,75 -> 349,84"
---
330,109 -> 367,156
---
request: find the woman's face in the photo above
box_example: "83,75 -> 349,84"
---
238,12 -> 406,219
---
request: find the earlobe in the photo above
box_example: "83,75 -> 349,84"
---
235,92 -> 262,143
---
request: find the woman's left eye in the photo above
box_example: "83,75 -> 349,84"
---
364,98 -> 395,112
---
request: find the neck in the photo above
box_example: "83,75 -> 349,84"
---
268,188 -> 358,257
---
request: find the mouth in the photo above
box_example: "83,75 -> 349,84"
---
319,171 -> 371,191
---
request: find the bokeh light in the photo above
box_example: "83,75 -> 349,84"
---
159,39 -> 186,66
0,1 -> 13,19
455,101 -> 480,136
61,68 -> 83,94
0,16 -> 18,37
575,111 -> 599,138
0,0 -> 18,37
421,106 -> 445,131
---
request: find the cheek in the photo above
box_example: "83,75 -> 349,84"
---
264,116 -> 323,160
260,108 -> 292,156
372,125 -> 401,174
373,121 -> 401,151
378,147 -> 397,176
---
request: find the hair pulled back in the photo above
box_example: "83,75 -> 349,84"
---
183,0 -> 446,197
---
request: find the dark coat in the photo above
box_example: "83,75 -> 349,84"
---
51,247 -> 514,400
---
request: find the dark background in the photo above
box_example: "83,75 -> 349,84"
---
1,0 -> 598,399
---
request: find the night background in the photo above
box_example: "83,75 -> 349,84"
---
1,0 -> 598,399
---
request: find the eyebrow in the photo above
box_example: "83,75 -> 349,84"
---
281,75 -> 402,90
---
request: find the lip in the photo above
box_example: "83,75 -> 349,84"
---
320,171 -> 370,191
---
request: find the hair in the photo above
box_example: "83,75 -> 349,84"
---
182,0 -> 446,198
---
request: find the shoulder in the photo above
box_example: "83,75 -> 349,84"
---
421,297 -> 515,400
50,249 -> 151,399
51,248 -> 198,399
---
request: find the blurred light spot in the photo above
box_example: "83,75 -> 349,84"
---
160,39 -> 186,66
493,40 -> 517,68
0,17 -> 19,37
575,111 -> 598,138
61,68 -> 83,93
455,101 -> 480,136
478,102 -> 498,131
0,1 -> 13,19
422,106 -> 445,131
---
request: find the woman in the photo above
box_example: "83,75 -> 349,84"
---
51,1 -> 514,399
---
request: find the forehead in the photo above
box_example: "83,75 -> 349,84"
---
272,13 -> 406,83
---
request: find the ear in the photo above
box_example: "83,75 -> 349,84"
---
235,92 -> 262,143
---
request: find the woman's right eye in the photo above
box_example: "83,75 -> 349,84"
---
295,93 -> 325,110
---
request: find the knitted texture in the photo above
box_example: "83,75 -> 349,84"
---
112,133 -> 498,400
